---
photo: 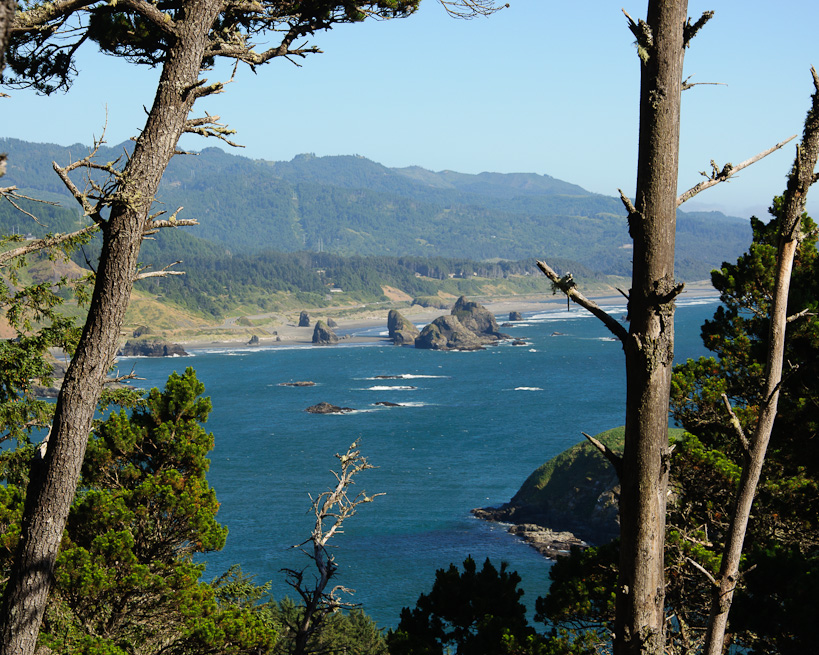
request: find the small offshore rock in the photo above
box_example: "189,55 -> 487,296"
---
248,335 -> 260,346
298,311 -> 311,327
375,401 -> 402,407
119,339 -> 188,357
279,381 -> 316,387
509,311 -> 523,321
306,402 -> 354,414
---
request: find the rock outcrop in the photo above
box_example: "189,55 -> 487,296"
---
414,315 -> 486,351
387,309 -> 420,345
312,320 -> 339,344
327,317 -> 338,328
306,402 -> 354,414
118,339 -> 189,357
247,335 -> 260,346
509,311 -> 523,321
451,296 -> 509,339
298,311 -> 311,327
472,427 -> 626,557
279,381 -> 316,387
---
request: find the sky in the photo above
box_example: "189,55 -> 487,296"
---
3,0 -> 819,219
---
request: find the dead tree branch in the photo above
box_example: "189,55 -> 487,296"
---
536,260 -> 629,343
582,432 -> 623,479
677,136 -> 797,206
282,441 -> 383,655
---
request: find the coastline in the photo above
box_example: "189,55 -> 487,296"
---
172,281 -> 719,353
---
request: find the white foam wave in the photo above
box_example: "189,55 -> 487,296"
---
514,386 -> 543,391
365,385 -> 417,391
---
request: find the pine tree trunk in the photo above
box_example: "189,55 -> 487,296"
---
0,2 -> 222,652
614,2 -> 687,654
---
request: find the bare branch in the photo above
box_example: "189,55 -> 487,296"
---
787,308 -> 815,323
0,186 -> 59,225
681,75 -> 726,91
183,113 -> 243,147
720,394 -> 750,455
0,224 -> 99,266
683,11 -> 714,49
536,260 -> 629,343
686,557 -> 718,587
582,432 -> 622,480
677,136 -> 797,206
438,0 -> 508,19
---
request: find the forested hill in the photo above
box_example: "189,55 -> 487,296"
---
1,138 -> 751,279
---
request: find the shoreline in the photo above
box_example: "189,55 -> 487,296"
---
171,282 -> 719,353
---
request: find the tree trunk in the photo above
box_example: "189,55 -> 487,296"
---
0,2 -> 223,653
702,68 -> 819,655
615,2 -> 687,654
0,0 -> 13,73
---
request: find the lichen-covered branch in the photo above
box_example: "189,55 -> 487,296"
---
536,260 -> 629,343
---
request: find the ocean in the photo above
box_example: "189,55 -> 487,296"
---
119,295 -> 717,627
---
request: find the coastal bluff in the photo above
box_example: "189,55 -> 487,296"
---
473,427 -> 625,557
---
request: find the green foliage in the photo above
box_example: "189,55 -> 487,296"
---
388,556 -> 535,655
270,598 -> 388,655
668,204 -> 819,650
2,138 -> 751,282
0,369 -> 278,655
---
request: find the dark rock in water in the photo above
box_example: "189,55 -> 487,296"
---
306,402 -> 354,414
509,311 -> 523,321
507,524 -> 587,559
247,335 -> 260,346
511,340 -> 527,346
414,315 -> 486,351
501,322 -> 514,327
551,331 -> 565,336
327,317 -> 338,328
375,401 -> 402,407
312,320 -> 339,345
119,339 -> 188,357
387,309 -> 420,346
279,381 -> 316,387
298,310 -> 311,327
451,296 -> 510,339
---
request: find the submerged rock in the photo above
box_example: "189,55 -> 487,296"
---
279,381 -> 316,387
387,309 -> 420,346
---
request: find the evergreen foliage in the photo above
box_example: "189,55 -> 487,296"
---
1,138 -> 751,281
0,369 -> 278,654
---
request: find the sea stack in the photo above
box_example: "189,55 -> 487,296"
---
387,309 -> 420,345
312,320 -> 339,345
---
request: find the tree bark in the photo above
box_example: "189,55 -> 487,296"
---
702,68 -> 819,655
0,0 -> 13,73
615,2 -> 687,654
0,2 -> 223,653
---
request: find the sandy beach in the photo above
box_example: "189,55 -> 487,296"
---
174,281 -> 718,352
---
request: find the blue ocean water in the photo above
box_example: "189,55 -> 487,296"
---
120,296 -> 717,627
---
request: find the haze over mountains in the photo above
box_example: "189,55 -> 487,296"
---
1,137 -> 751,281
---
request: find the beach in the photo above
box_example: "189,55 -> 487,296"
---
172,281 -> 719,352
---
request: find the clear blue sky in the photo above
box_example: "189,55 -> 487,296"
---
4,1 -> 819,219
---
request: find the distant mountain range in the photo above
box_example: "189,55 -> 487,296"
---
0,137 -> 751,280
